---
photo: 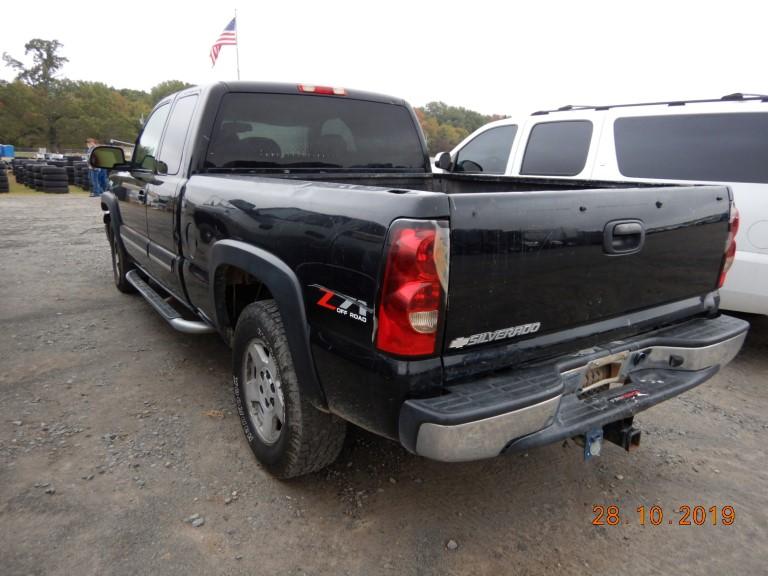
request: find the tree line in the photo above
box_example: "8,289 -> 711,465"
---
0,39 -> 504,154
416,102 -> 506,156
0,39 -> 190,150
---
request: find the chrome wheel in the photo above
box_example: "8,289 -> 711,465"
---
243,338 -> 286,445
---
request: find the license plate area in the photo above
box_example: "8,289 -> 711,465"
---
571,351 -> 631,398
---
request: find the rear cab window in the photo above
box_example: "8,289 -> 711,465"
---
520,120 -> 593,176
205,93 -> 427,173
614,113 -> 768,183
454,125 -> 517,174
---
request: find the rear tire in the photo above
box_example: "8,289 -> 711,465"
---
107,224 -> 135,293
233,300 -> 346,479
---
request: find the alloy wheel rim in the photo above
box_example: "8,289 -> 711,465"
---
242,338 -> 286,444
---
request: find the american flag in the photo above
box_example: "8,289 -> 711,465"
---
210,17 -> 237,67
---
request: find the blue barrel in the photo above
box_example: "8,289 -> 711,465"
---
4,145 -> 15,158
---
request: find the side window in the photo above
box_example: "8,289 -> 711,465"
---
158,95 -> 199,175
614,113 -> 768,184
455,125 -> 517,174
133,103 -> 171,171
520,120 -> 593,176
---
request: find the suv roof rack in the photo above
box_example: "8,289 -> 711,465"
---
531,93 -> 768,116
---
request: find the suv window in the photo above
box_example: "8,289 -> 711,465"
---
454,125 -> 517,174
133,103 -> 171,171
614,113 -> 768,184
158,95 -> 198,175
521,120 -> 593,176
206,93 -> 426,172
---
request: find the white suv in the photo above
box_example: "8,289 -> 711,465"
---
440,93 -> 768,315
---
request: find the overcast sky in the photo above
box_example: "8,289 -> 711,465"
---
1,0 -> 764,117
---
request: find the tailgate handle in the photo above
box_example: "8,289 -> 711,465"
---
604,220 -> 645,255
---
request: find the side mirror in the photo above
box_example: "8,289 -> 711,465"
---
89,146 -> 128,170
434,151 -> 453,171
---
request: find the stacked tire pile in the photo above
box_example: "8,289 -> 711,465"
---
0,164 -> 9,193
73,162 -> 90,192
29,164 -> 47,190
11,159 -> 25,183
40,165 -> 69,193
18,162 -> 35,187
64,158 -> 77,186
8,157 -> 94,193
13,161 -> 27,185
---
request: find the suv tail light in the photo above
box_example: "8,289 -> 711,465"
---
718,204 -> 740,289
375,219 -> 450,356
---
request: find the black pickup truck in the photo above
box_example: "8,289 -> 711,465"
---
90,82 -> 748,478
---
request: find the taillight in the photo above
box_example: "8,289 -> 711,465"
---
375,219 -> 450,356
718,204 -> 740,289
297,84 -> 347,96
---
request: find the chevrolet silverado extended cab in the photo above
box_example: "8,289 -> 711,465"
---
90,82 -> 749,478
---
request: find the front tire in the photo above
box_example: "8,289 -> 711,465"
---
233,300 -> 346,479
107,224 -> 135,294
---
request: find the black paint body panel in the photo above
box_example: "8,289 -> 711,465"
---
444,185 -> 730,349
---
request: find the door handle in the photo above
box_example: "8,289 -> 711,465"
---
604,219 -> 645,255
614,222 -> 643,236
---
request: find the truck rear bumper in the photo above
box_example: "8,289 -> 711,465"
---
399,314 -> 748,462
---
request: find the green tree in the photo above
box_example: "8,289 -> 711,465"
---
415,102 -> 507,155
3,39 -> 70,149
2,39 -> 68,89
0,80 -> 47,146
149,80 -> 194,105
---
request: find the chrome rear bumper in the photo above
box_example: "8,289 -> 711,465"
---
401,315 -> 748,463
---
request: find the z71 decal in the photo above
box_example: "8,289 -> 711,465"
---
449,322 -> 541,349
311,284 -> 369,324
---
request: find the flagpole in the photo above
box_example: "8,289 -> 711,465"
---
235,9 -> 241,80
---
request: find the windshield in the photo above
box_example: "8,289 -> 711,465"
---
204,92 -> 427,173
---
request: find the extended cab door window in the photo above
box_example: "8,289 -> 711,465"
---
520,120 -> 593,176
454,125 -> 517,174
157,95 -> 199,175
133,104 -> 171,172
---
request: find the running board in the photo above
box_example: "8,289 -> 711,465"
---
125,270 -> 215,335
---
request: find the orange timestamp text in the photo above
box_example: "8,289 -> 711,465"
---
592,505 -> 736,526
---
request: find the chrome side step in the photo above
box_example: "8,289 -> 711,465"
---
125,270 -> 214,335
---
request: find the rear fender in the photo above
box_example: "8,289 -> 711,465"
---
209,239 -> 327,409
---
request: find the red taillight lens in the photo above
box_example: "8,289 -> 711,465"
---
718,204 -> 739,288
376,220 -> 449,356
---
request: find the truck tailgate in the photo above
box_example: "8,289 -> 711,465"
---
444,185 -> 730,352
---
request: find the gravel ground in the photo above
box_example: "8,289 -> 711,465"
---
1,193 -> 767,576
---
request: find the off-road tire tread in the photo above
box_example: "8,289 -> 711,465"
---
234,300 -> 346,479
108,225 -> 136,293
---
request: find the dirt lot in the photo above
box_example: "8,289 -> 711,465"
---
1,193 -> 767,576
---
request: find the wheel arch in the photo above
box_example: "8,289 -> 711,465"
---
209,239 -> 327,410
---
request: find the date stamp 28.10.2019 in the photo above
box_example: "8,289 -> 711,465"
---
592,505 -> 736,527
